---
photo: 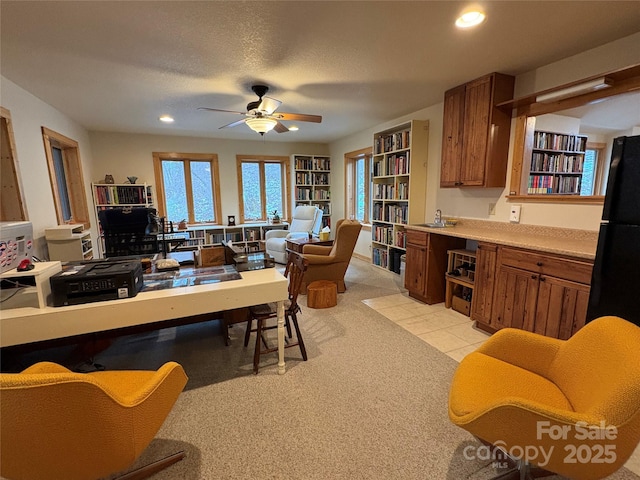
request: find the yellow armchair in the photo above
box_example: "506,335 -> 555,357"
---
448,316 -> 640,480
1,361 -> 188,480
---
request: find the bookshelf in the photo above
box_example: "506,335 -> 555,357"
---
292,154 -> 331,228
528,131 -> 587,195
181,223 -> 289,252
92,183 -> 154,257
371,120 -> 429,274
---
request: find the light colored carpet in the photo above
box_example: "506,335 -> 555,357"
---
6,258 -> 639,479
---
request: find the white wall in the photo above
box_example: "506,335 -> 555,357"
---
88,131 -> 328,224
328,32 -> 640,258
0,77 -> 95,257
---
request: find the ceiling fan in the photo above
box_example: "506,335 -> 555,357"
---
198,85 -> 322,135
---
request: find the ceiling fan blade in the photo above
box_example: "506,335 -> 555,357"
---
198,107 -> 246,115
219,118 -> 247,129
274,112 -> 322,123
258,96 -> 282,115
274,122 -> 289,133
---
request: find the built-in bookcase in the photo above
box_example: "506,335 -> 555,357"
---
371,120 -> 429,274
528,131 -> 587,195
293,154 -> 331,228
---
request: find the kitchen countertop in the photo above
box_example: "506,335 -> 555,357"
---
406,219 -> 598,260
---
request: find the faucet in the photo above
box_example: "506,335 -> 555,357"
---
435,209 -> 442,225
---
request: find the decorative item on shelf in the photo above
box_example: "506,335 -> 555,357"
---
104,174 -> 115,184
126,176 -> 138,184
271,210 -> 281,224
227,215 -> 236,226
177,219 -> 187,231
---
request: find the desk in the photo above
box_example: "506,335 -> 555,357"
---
0,268 -> 290,374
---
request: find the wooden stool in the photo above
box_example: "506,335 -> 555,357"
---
307,280 -> 337,309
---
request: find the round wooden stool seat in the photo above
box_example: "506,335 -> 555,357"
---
306,280 -> 338,309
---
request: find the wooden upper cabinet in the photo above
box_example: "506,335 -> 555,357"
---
440,85 -> 465,187
440,72 -> 515,188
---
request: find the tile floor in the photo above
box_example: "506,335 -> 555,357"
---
362,292 -> 490,362
362,292 -> 640,477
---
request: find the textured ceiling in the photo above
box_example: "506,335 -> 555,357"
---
2,1 -> 640,143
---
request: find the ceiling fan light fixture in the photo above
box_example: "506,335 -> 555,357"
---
246,117 -> 278,135
159,115 -> 174,123
288,125 -> 299,131
455,8 -> 485,28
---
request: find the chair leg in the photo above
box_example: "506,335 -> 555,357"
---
244,318 -> 252,347
253,318 -> 264,374
115,451 -> 185,480
290,312 -> 307,361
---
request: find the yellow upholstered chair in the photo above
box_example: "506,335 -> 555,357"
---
448,316 -> 640,480
300,218 -> 362,294
0,361 -> 188,480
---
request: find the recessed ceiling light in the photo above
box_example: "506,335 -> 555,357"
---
455,9 -> 486,28
288,125 -> 299,131
159,115 -> 174,123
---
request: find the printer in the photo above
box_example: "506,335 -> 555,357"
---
50,261 -> 143,306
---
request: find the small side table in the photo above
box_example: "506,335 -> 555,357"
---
286,236 -> 333,254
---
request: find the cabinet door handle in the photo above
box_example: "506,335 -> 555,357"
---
531,275 -> 538,280
536,261 -> 543,266
540,276 -> 546,282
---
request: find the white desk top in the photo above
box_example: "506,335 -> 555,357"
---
0,267 -> 287,348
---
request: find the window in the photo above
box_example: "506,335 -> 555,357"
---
581,143 -> 607,196
152,152 -> 222,224
1,107 -> 27,221
345,147 -> 372,223
236,155 -> 290,223
42,127 -> 90,227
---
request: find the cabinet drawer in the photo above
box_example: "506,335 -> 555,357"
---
406,230 -> 428,247
499,247 -> 593,284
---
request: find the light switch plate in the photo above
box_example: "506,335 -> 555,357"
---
510,205 -> 521,223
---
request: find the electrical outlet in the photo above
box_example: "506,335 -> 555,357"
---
510,205 -> 521,223
488,203 -> 496,216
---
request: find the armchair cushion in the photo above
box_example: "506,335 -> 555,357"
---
300,219 -> 362,293
449,316 -> 640,480
1,361 -> 188,480
265,206 -> 322,264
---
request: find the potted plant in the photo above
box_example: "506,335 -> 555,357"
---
271,210 -> 281,224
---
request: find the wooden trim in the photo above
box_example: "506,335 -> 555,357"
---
344,146 -> 372,224
41,127 -> 90,228
152,152 -> 222,224
0,107 -> 28,221
506,195 -> 604,204
235,155 -> 290,223
506,65 -> 640,202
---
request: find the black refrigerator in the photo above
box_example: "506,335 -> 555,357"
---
586,135 -> 640,327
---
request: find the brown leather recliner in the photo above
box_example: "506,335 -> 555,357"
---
301,219 -> 362,294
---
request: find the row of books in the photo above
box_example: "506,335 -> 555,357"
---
372,203 -> 408,224
296,188 -> 330,200
530,152 -> 584,173
533,131 -> 587,153
374,129 -> 411,154
528,174 -> 582,194
372,224 -> 394,245
372,182 -> 409,200
297,202 -> 331,215
295,172 -> 330,185
94,185 -> 149,205
294,156 -> 331,171
373,153 -> 410,177
372,247 -> 389,269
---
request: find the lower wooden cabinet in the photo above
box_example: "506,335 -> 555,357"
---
470,243 -> 497,326
472,245 -> 593,340
405,230 -> 465,304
